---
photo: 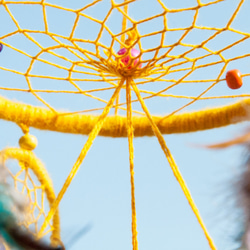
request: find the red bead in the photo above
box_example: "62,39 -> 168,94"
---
226,69 -> 242,89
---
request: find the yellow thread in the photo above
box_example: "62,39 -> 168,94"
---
39,79 -> 125,234
18,123 -> 29,134
159,63 -> 227,121
130,79 -> 217,249
126,78 -> 138,250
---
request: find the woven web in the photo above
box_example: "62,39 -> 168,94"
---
0,0 -> 250,249
3,160 -> 53,236
0,0 -> 249,115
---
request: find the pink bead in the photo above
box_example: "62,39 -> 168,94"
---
117,48 -> 142,69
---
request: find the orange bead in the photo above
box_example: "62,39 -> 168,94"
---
226,69 -> 242,89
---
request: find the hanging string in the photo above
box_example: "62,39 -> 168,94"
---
126,78 -> 138,250
130,79 -> 217,250
39,79 -> 125,235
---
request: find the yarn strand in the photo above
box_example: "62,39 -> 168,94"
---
130,80 -> 217,250
126,78 -> 138,250
39,79 -> 125,235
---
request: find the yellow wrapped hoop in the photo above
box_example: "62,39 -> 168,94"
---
0,95 -> 249,137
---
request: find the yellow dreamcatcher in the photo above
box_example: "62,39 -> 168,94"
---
0,0 -> 250,249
